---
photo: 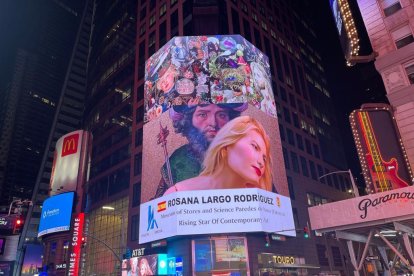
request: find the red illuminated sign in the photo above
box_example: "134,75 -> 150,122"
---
68,213 -> 84,276
62,133 -> 79,157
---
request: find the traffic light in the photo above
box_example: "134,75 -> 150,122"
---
13,216 -> 24,234
265,234 -> 270,247
81,237 -> 87,248
303,226 -> 310,239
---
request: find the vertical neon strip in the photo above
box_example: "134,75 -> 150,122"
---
69,213 -> 84,276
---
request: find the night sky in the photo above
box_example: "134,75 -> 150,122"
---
310,0 -> 388,189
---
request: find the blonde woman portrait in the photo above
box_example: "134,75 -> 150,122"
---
138,257 -> 154,276
164,116 -> 272,194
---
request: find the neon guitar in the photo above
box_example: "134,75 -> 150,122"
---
358,111 -> 409,192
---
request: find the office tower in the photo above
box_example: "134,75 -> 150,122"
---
126,1 -> 351,275
0,1 -> 84,205
356,0 -> 414,172
8,1 -> 91,275
82,0 -> 136,275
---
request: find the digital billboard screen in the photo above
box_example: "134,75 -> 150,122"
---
139,35 -> 294,244
38,192 -> 74,237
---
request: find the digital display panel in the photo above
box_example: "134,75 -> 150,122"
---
38,192 -> 74,237
21,244 -> 43,276
140,35 -> 293,243
122,254 -> 159,276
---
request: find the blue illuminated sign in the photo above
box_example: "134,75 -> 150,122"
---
38,192 -> 75,237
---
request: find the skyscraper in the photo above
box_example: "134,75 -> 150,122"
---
126,1 -> 351,275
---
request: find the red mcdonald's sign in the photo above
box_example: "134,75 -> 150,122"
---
62,133 -> 79,157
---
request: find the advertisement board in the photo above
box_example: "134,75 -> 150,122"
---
140,35 -> 293,243
140,188 -> 294,243
122,254 -> 160,276
38,192 -> 74,237
0,215 -> 15,231
350,104 -> 413,193
50,130 -> 90,194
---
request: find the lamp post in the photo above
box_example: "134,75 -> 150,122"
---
318,169 -> 360,197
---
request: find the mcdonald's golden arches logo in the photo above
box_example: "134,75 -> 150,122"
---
61,133 -> 79,157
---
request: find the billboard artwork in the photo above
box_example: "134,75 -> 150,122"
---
140,35 -> 293,244
144,35 -> 277,122
38,192 -> 74,237
350,104 -> 413,193
50,130 -> 91,194
122,254 -> 159,276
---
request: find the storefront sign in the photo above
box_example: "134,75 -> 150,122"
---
139,188 -> 294,243
68,213 -> 85,276
132,248 -> 146,257
273,255 -> 295,265
309,186 -> 414,230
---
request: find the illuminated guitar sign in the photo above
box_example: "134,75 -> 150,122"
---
357,111 -> 409,192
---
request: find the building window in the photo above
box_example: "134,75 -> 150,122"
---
382,0 -> 402,16
135,128 -> 143,147
291,151 -> 300,173
282,147 -> 290,169
134,153 -> 142,176
131,215 -> 139,241
391,25 -> 414,49
300,156 -> 309,177
331,246 -> 343,266
132,182 -> 141,207
149,14 -> 156,26
160,3 -> 167,17
286,128 -> 295,146
309,160 -> 317,180
252,13 -> 258,22
171,0 -> 178,6
241,2 -> 248,13
261,21 -> 267,31
287,176 -> 295,200
405,63 -> 414,84
316,244 -> 329,266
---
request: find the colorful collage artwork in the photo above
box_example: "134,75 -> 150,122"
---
144,35 -> 276,122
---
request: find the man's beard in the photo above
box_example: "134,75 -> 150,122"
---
185,126 -> 211,162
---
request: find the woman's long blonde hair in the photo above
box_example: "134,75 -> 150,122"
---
200,116 -> 272,191
139,258 -> 153,276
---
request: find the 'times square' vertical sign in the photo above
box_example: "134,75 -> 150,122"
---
350,104 -> 413,194
139,35 -> 294,243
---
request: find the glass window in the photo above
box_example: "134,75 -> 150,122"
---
131,215 -> 139,241
282,147 -> 290,169
300,156 -> 309,177
134,153 -> 142,176
296,134 -> 304,150
405,63 -> 414,84
316,244 -> 329,266
382,0 -> 401,16
291,151 -> 300,173
132,182 -> 141,207
160,3 -> 167,17
309,161 -> 317,180
391,25 -> 414,49
286,128 -> 295,145
287,176 -> 295,199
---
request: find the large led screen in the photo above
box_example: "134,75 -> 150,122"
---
144,35 -> 277,122
140,35 -> 293,244
38,192 -> 74,237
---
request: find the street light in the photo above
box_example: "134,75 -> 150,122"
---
318,169 -> 360,197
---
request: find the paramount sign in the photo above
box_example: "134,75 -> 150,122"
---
309,186 -> 414,231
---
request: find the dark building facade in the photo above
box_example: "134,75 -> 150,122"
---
82,0 -> 136,274
0,0 -> 84,206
